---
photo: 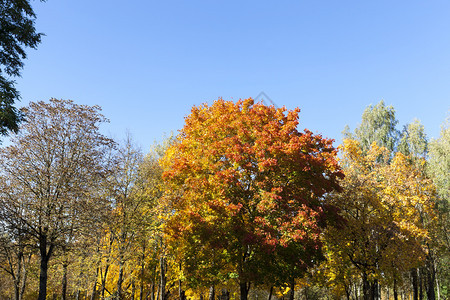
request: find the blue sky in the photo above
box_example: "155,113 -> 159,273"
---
14,0 -> 450,151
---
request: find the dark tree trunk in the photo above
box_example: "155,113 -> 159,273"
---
14,283 -> 20,300
289,278 -> 295,300
38,253 -> 51,300
239,282 -> 250,300
101,238 -> 113,300
61,262 -> 68,300
13,249 -> 23,300
362,272 -> 370,300
150,282 -> 155,300
345,287 -> 351,300
100,264 -> 110,300
90,268 -> 98,300
140,253 -> 145,300
38,236 -> 53,300
371,280 -> 379,300
426,262 -> 436,300
267,286 -> 273,300
131,279 -> 136,300
220,289 -> 229,300
412,269 -> 419,300
116,258 -> 124,299
393,279 -> 398,300
419,268 -> 423,300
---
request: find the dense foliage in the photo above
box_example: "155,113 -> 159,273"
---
0,98 -> 448,300
0,0 -> 44,137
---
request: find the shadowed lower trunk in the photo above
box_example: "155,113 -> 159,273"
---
393,278 -> 398,300
267,286 -> 273,300
13,249 -> 23,300
220,289 -> 229,300
289,278 -> 295,300
362,272 -> 370,300
37,238 -> 53,300
426,260 -> 436,300
239,282 -> 250,300
412,268 -> 419,300
116,258 -> 124,299
61,262 -> 68,300
90,267 -> 98,300
131,279 -> 136,300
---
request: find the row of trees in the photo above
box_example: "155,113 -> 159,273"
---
0,99 -> 448,300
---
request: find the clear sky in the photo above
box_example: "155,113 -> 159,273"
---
14,0 -> 450,152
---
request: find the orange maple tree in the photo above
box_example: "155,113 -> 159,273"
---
162,98 -> 343,300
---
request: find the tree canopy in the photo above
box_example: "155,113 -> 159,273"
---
0,98 -> 447,300
162,98 -> 343,300
0,0 -> 43,137
0,99 -> 114,300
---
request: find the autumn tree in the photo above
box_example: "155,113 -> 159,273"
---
103,136 -> 145,299
325,140 -> 436,300
162,98 -> 343,300
91,136 -> 173,300
134,137 -> 175,300
341,102 -> 441,299
0,99 -> 115,300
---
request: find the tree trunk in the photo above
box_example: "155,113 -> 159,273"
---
419,268 -> 423,300
289,278 -> 295,300
90,268 -> 98,300
267,286 -> 273,300
426,263 -> 436,300
38,237 -> 53,300
208,286 -> 215,300
19,257 -> 27,300
239,282 -> 250,300
345,287 -> 351,300
116,258 -> 124,299
150,282 -> 155,300
220,289 -> 229,300
13,249 -> 23,300
61,262 -> 68,300
362,272 -> 370,300
131,279 -> 136,300
159,256 -> 166,300
178,279 -> 185,300
412,268 -> 418,300
393,278 -> 398,300
371,280 -> 379,300
100,264 -> 110,300
436,276 -> 440,300
156,281 -> 160,300
140,253 -> 145,300
38,253 -> 51,300
101,238 -> 113,300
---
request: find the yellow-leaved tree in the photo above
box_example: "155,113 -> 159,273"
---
324,139 -> 436,300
